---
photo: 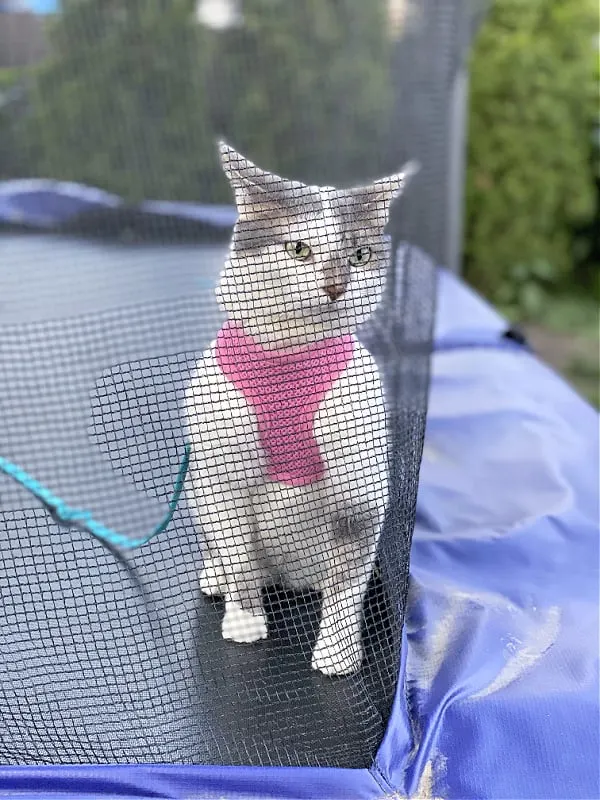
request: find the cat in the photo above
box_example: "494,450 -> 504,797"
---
185,141 -> 416,676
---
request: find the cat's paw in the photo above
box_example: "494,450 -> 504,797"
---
311,632 -> 363,676
200,559 -> 225,597
222,602 -> 268,643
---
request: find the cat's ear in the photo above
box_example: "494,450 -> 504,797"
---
350,160 -> 420,220
218,140 -> 273,195
218,140 -> 310,218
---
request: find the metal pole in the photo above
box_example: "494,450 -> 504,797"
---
446,61 -> 469,274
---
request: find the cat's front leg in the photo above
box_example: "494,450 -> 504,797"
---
311,581 -> 367,676
199,554 -> 268,643
187,455 -> 268,643
219,509 -> 268,644
199,556 -> 226,597
311,505 -> 383,676
186,354 -> 268,643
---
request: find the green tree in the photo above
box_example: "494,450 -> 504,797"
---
23,0 -> 393,201
209,0 -> 393,187
0,68 -> 27,180
464,0 -> 598,306
25,0 -> 221,202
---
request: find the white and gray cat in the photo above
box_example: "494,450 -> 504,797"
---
185,142 -> 415,676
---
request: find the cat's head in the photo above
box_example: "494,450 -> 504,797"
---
216,141 -> 417,348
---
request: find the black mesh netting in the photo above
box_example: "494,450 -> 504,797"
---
0,231 -> 435,766
0,0 -> 449,770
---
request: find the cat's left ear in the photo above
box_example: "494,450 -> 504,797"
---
352,160 -> 420,218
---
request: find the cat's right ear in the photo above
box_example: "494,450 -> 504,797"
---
218,140 -> 278,197
218,140 -> 283,219
217,140 -> 307,217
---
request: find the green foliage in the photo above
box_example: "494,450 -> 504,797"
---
494,259 -> 557,321
19,0 -> 392,202
562,353 -> 598,409
465,0 -> 599,303
8,0 -> 598,300
210,0 -> 393,187
535,295 -> 599,408
24,0 -> 220,202
0,67 -> 27,180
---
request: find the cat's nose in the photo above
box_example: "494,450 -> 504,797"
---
324,282 -> 347,302
323,261 -> 350,302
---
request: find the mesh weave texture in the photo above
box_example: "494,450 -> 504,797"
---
0,0 -> 442,768
0,233 -> 434,766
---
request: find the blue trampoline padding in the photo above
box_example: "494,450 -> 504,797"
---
0,180 -> 123,227
0,765 -> 390,800
378,313 -> 599,799
0,180 -> 237,229
0,220 -> 598,797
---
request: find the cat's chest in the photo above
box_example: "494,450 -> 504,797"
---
215,324 -> 358,486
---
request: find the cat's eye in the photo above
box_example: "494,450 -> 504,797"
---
349,246 -> 372,266
285,241 -> 312,261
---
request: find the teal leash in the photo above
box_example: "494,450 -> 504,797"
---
0,444 -> 191,549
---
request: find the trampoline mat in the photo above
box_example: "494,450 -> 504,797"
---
0,235 -> 435,767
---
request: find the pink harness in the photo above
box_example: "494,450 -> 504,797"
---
216,321 -> 355,487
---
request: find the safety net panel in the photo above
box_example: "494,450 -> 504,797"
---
0,0 -> 439,768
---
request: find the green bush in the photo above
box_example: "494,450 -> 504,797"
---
21,0 -> 392,202
209,0 -> 392,187
464,0 -> 599,307
24,0 -> 220,203
11,0 -> 598,299
0,67 -> 27,180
